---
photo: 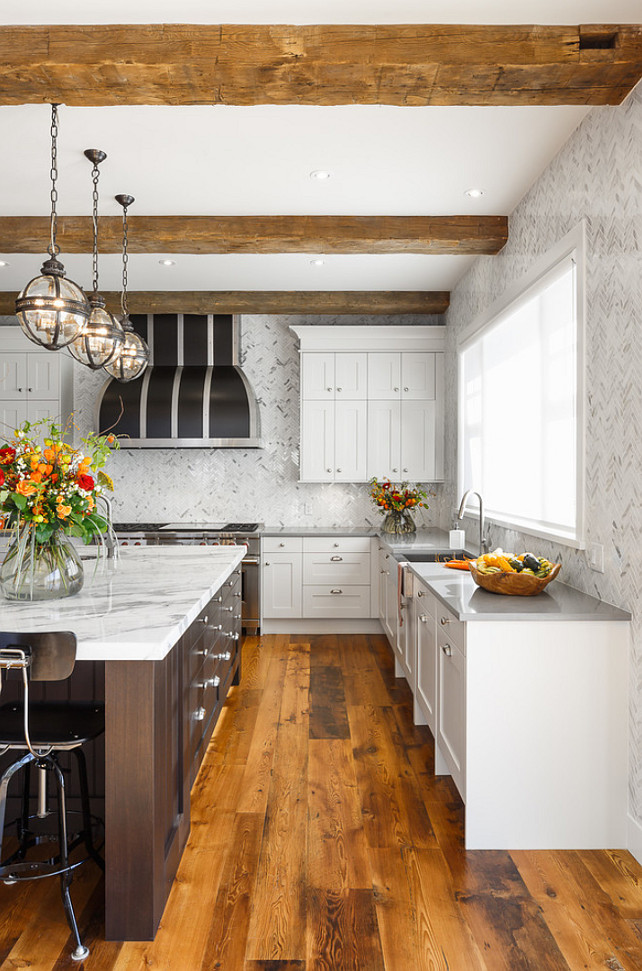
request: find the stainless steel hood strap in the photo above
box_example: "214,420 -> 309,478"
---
202,366 -> 213,439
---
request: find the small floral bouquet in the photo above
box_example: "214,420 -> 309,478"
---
0,418 -> 118,544
369,477 -> 430,512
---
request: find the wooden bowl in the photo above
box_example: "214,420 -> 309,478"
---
469,561 -> 561,596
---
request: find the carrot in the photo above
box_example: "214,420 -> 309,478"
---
444,560 -> 471,570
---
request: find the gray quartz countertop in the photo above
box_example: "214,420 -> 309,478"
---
402,558 -> 631,623
262,526 -> 378,537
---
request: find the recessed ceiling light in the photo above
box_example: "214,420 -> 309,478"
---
464,188 -> 484,199
310,258 -> 325,267
0,260 -> 9,267
309,170 -> 331,181
158,259 -> 176,266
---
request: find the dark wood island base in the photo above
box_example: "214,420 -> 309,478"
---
106,566 -> 241,941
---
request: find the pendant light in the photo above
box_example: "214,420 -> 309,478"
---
15,104 -> 90,349
104,194 -> 150,382
68,149 -> 125,369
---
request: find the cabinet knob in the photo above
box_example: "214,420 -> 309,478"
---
326,468 -> 332,473
403,468 -> 408,473
337,387 -> 342,392
330,588 -> 343,595
419,614 -> 428,623
17,387 -> 23,392
200,675 -> 220,688
264,561 -> 270,566
330,555 -> 343,561
394,387 -> 399,392
194,706 -> 206,721
392,468 -> 398,473
417,591 -> 424,598
223,605 -> 234,612
440,617 -> 452,626
336,468 -> 342,473
404,387 -> 409,392
380,569 -> 387,574
334,543 -> 340,548
198,615 -> 209,625
279,542 -> 285,547
327,386 -> 333,392
215,651 -> 232,661
441,644 -> 453,657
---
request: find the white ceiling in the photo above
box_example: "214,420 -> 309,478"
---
0,1 -> 639,300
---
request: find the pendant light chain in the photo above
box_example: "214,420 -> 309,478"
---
48,104 -> 60,257
91,158 -> 101,293
121,200 -> 130,317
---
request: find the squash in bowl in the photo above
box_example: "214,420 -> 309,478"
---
469,551 -> 561,596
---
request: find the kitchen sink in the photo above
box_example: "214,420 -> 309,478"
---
395,549 -> 473,562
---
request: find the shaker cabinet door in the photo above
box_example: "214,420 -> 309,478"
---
301,353 -> 335,399
334,353 -> 367,399
262,553 -> 303,618
367,353 -> 401,399
400,399 -> 438,481
367,399 -> 401,480
401,352 -> 436,400
0,353 -> 28,399
416,606 -> 438,733
27,353 -> 60,399
334,400 -> 367,481
300,400 -> 334,481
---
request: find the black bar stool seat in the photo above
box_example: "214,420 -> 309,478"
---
0,701 -> 104,748
0,631 -> 104,962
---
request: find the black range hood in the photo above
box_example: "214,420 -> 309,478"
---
96,313 -> 261,448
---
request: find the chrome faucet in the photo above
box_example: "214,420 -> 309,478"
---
457,490 -> 488,556
96,493 -> 118,560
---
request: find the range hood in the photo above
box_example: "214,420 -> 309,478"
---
96,313 -> 261,448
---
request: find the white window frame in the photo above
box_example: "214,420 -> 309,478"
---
457,223 -> 586,549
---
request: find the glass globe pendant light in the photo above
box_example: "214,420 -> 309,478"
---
15,104 -> 90,349
68,149 -> 125,369
104,194 -> 150,382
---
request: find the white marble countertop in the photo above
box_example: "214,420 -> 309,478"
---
0,546 -> 245,662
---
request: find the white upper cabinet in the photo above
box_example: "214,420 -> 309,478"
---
28,354 -> 60,399
0,330 -> 72,433
292,326 -> 446,484
0,354 -> 28,399
302,352 -> 367,399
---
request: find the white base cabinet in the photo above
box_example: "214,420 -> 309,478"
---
262,535 -> 378,630
411,576 -> 629,850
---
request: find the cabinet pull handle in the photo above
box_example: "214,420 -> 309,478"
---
223,605 -> 234,612
198,615 -> 209,624
225,631 -> 240,640
419,614 -> 428,623
330,555 -> 343,561
200,675 -> 221,688
441,644 -> 453,657
215,651 -> 231,661
194,706 -> 206,721
440,617 -> 452,626
330,588 -> 343,594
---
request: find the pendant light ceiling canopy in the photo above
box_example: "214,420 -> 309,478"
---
68,148 -> 125,369
15,104 -> 90,350
104,193 -> 150,383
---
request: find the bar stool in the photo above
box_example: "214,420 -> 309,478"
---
0,631 -> 105,961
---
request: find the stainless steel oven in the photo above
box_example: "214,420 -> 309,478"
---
113,522 -> 261,634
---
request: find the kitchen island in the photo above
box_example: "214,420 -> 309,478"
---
0,545 -> 245,941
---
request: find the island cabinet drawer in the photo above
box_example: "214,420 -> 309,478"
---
303,552 -> 370,585
263,536 -> 303,554
302,584 -> 371,618
303,536 -> 371,554
435,605 -> 465,655
414,582 -> 438,620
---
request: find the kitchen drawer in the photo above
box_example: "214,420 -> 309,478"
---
263,536 -> 303,554
435,605 -> 465,655
302,584 -> 371,618
303,552 -> 370,585
302,536 -> 371,554
414,582 -> 438,620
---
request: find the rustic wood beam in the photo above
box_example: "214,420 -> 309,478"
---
0,290 -> 449,316
0,24 -> 640,107
0,215 -> 508,256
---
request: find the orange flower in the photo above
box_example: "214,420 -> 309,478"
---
43,447 -> 56,463
56,503 -> 72,518
15,480 -> 37,497
37,463 -> 53,476
30,471 -> 43,484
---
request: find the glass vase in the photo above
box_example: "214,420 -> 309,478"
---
0,527 -> 84,601
381,509 -> 416,534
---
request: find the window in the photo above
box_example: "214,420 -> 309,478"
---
458,231 -> 584,547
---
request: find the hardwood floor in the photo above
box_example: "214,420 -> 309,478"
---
2,633 -> 642,969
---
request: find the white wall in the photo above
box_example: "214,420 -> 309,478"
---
443,81 -> 642,829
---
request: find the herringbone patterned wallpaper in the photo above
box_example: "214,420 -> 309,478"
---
444,81 -> 642,823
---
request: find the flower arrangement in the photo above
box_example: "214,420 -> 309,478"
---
0,418 -> 118,544
369,477 -> 430,513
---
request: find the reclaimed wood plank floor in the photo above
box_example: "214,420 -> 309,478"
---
2,633 -> 642,970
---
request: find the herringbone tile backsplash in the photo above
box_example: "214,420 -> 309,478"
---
444,81 -> 642,823
70,313 -> 445,530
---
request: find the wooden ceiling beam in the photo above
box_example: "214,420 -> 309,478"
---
0,215 -> 508,256
0,24 -> 640,107
0,290 -> 449,316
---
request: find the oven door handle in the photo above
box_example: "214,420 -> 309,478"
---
242,557 -> 259,565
